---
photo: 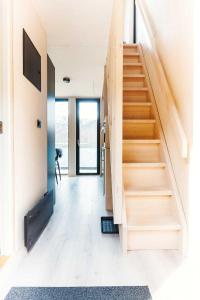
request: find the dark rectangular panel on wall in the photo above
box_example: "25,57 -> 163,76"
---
24,191 -> 54,251
23,29 -> 41,91
47,55 -> 55,203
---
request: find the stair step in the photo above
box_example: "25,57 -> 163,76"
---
123,87 -> 148,92
124,62 -> 143,67
123,139 -> 160,144
123,89 -> 149,102
123,119 -> 156,124
123,139 -> 161,163
123,44 -> 138,48
124,53 -> 140,57
123,162 -> 166,168
124,64 -> 144,75
123,163 -> 169,189
127,214 -> 181,231
123,45 -> 139,56
126,196 -> 181,250
123,74 -> 145,79
123,120 -> 157,139
124,53 -> 141,63
123,103 -> 153,119
123,102 -> 152,106
124,187 -> 173,196
127,228 -> 181,250
124,76 -> 146,88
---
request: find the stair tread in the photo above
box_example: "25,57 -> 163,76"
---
124,44 -> 138,48
124,186 -> 173,196
123,74 -> 145,78
127,213 -> 181,231
124,62 -> 143,66
123,102 -> 151,106
124,52 -> 140,56
123,139 -> 160,144
123,162 -> 166,168
123,87 -> 148,91
123,119 -> 156,124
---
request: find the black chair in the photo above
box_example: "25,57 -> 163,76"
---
55,148 -> 63,184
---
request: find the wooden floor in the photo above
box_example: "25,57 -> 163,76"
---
0,176 -> 182,298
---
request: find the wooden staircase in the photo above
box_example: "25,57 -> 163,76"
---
122,44 -> 182,250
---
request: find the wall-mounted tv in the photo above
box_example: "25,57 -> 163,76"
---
23,29 -> 41,91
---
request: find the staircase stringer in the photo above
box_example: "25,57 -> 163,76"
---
137,44 -> 187,254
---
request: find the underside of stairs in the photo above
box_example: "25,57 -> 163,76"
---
122,44 -> 183,251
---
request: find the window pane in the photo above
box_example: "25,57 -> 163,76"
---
79,102 -> 98,174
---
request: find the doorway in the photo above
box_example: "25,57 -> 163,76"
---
76,98 -> 100,175
55,99 -> 69,175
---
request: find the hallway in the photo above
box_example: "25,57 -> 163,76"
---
1,176 -> 182,298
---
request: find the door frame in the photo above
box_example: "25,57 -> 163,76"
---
76,98 -> 100,175
55,98 -> 69,174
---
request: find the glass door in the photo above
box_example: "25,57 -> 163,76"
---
76,99 -> 100,175
55,99 -> 68,174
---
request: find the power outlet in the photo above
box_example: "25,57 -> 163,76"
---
37,119 -> 42,128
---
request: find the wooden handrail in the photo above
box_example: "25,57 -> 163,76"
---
136,0 -> 188,159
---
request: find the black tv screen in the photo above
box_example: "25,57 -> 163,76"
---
23,29 -> 41,91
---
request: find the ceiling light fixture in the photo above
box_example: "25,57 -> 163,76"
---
63,77 -> 70,83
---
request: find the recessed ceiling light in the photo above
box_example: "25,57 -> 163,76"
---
63,77 -> 70,83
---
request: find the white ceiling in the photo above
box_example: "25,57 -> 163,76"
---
31,0 -> 114,97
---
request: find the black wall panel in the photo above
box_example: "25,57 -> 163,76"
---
23,29 -> 41,91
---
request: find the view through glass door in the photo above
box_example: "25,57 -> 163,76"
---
55,99 -> 68,174
76,99 -> 100,175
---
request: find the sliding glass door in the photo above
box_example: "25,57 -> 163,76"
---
76,99 -> 100,175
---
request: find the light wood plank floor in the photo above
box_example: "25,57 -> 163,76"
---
0,176 -> 182,299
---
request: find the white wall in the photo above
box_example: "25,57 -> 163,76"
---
136,0 -> 193,216
31,0 -> 114,98
0,0 -> 4,254
13,0 -> 47,250
124,0 -> 134,44
141,0 -> 193,142
48,46 -> 106,98
0,0 -> 15,255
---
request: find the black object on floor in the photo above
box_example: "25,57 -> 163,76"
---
5,287 -> 152,300
24,190 -> 54,252
101,216 -> 119,234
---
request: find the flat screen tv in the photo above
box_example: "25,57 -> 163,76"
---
23,29 -> 41,91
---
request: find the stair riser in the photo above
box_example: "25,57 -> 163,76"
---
124,65 -> 144,75
123,78 -> 145,88
127,230 -> 181,250
126,197 -> 173,216
123,167 -> 168,188
124,56 -> 141,64
123,143 -> 160,163
123,105 -> 152,120
123,90 -> 149,102
124,47 -> 139,55
123,123 -> 156,139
